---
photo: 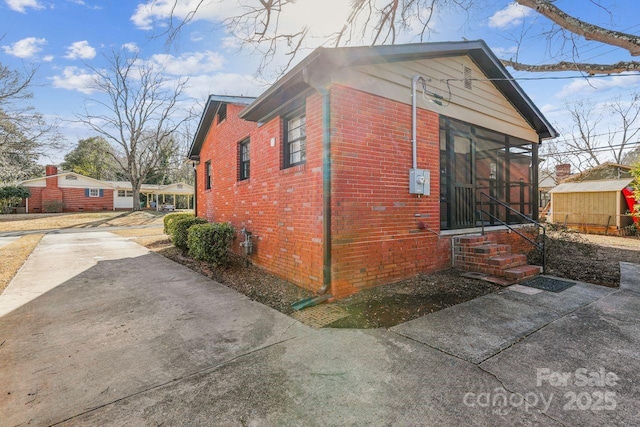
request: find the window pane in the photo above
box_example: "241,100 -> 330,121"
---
284,111 -> 306,168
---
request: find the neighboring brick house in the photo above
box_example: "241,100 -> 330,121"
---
189,40 -> 557,299
21,165 -> 115,213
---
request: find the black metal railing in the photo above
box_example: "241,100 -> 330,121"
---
478,191 -> 546,274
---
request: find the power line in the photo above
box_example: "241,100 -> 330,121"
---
448,73 -> 640,84
541,140 -> 639,157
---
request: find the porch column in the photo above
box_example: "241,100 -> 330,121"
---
532,141 -> 540,221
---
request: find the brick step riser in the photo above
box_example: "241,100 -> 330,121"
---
453,238 -> 540,283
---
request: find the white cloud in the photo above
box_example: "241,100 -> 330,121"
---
540,103 -> 562,116
5,0 -> 44,13
488,3 -> 533,29
64,40 -> 96,60
491,45 -> 518,59
131,0 -> 224,30
121,42 -> 139,53
66,0 -> 101,9
42,55 -> 54,62
2,37 -> 46,58
183,73 -> 265,100
190,32 -> 204,42
131,0 -> 350,39
556,73 -> 640,98
51,66 -> 97,94
148,50 -> 225,75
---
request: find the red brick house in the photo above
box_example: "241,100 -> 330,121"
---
188,41 -> 557,299
21,165 -> 115,213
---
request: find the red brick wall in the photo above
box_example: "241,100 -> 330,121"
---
26,186 -> 113,212
26,187 -> 43,213
62,188 -> 114,212
330,85 -> 448,297
196,101 -> 325,292
492,227 -> 538,254
194,86 -> 538,298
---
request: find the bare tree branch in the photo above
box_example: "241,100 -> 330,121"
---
501,59 -> 640,75
516,0 -> 640,56
77,50 -> 195,210
543,96 -> 640,171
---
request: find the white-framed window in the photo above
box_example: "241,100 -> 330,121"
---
89,188 -> 100,197
117,190 -> 133,197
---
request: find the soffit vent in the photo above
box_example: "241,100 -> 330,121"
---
463,66 -> 472,90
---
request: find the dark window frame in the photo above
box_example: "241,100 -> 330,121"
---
283,107 -> 306,169
238,137 -> 250,181
205,160 -> 212,190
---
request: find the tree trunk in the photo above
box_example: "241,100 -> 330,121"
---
131,183 -> 142,211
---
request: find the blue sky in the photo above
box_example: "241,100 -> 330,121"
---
1,0 -> 639,164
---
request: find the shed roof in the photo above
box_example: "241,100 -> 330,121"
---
550,178 -> 634,194
239,40 -> 557,139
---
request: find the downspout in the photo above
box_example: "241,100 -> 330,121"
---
291,72 -> 332,309
318,87 -> 332,296
411,75 -> 423,170
291,85 -> 332,310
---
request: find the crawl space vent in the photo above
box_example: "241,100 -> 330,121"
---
463,66 -> 472,90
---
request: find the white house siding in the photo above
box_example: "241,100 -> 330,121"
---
114,193 -> 134,209
332,55 -> 539,143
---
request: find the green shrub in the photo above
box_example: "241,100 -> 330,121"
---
187,222 -> 235,266
171,216 -> 207,251
0,185 -> 31,214
43,200 -> 64,213
163,212 -> 194,235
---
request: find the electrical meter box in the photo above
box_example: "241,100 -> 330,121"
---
409,168 -> 430,195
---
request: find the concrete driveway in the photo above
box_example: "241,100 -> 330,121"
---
1,232 -> 639,426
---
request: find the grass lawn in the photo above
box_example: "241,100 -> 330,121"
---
0,234 -> 44,294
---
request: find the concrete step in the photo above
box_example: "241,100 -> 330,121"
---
504,265 -> 542,282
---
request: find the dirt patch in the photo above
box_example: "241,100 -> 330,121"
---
328,271 -> 500,328
0,234 -> 44,294
531,230 -> 639,287
161,246 -> 313,315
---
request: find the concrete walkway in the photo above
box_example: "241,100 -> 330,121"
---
1,232 -> 639,426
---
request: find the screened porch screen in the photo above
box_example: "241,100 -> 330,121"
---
439,116 -> 538,230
